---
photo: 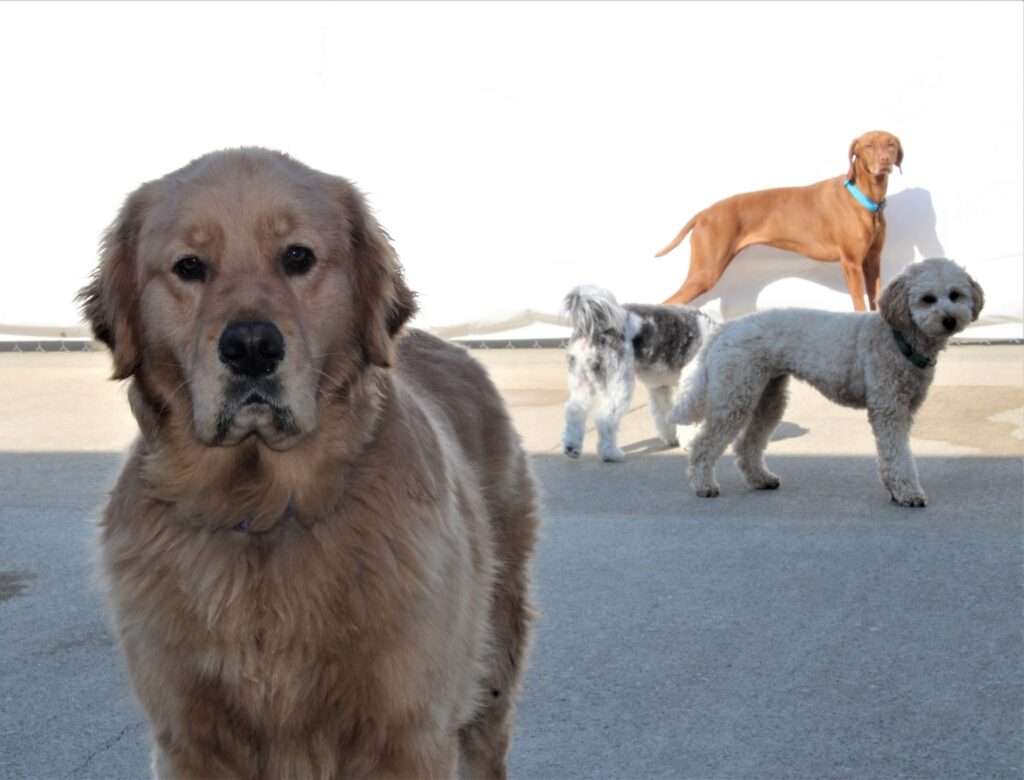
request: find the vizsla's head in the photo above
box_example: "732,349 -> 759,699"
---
847,130 -> 903,181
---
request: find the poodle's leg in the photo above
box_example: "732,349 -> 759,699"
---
594,356 -> 634,463
867,402 -> 927,507
562,352 -> 593,459
735,375 -> 789,490
647,383 -> 680,447
687,411 -> 751,498
687,368 -> 762,497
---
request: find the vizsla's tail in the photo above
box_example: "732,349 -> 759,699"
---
654,214 -> 698,257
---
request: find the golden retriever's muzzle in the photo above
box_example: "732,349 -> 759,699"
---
213,319 -> 301,446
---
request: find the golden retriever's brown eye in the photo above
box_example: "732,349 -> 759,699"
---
922,294 -> 937,304
173,255 -> 207,282
949,290 -> 961,301
282,245 -> 316,276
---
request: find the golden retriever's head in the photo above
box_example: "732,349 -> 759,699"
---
847,130 -> 903,181
79,149 -> 416,451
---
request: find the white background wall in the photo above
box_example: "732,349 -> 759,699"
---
1,1 -> 1021,339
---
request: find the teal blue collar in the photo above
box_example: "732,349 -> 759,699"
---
844,180 -> 884,213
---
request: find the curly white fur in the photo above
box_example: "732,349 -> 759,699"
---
671,258 -> 984,506
562,285 -> 712,462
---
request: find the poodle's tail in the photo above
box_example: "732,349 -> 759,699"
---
563,285 -> 631,341
654,213 -> 699,257
673,322 -> 715,423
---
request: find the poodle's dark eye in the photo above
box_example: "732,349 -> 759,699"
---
921,294 -> 937,304
282,245 -> 316,276
172,255 -> 207,282
949,290 -> 961,302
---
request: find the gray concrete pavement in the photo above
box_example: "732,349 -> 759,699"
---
1,346 -> 1022,779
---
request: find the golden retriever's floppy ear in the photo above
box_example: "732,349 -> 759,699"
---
343,186 -> 417,368
878,266 -> 914,331
77,189 -> 147,379
846,137 -> 859,181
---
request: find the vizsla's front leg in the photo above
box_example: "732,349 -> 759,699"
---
839,252 -> 868,311
864,227 -> 885,311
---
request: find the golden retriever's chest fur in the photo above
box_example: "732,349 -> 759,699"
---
104,423 -> 495,772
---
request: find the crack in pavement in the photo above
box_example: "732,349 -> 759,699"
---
62,721 -> 145,780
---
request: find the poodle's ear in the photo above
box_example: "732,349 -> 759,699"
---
878,268 -> 914,331
965,269 -> 985,322
77,188 -> 147,379
846,137 -> 859,182
342,184 -> 417,367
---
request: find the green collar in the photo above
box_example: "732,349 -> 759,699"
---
892,328 -> 934,369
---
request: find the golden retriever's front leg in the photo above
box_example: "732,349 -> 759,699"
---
151,740 -> 253,780
374,740 -> 460,780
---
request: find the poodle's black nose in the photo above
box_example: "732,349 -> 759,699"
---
942,316 -> 957,332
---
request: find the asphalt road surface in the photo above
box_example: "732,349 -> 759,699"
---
1,347 -> 1021,779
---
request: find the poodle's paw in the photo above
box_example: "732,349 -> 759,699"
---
599,446 -> 625,463
890,489 -> 927,508
886,478 -> 927,507
694,483 -> 720,498
751,473 -> 781,491
563,443 -> 581,459
659,435 -> 680,449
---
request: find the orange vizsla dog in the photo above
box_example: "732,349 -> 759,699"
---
656,130 -> 903,311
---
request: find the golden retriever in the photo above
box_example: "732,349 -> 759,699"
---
79,148 -> 539,779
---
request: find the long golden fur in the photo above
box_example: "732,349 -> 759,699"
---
79,148 -> 539,779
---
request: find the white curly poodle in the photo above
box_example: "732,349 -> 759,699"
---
671,258 -> 984,506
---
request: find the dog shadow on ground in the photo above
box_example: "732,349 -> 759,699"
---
623,421 -> 808,456
680,188 -> 945,320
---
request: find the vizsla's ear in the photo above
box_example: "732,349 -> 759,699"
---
847,137 -> 859,182
878,266 -> 914,332
341,183 -> 417,368
895,136 -> 904,173
77,188 -> 148,379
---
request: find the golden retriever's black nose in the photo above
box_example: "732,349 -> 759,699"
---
942,316 -> 957,331
218,321 -> 285,376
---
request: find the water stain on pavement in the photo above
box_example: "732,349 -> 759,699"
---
914,386 -> 1024,455
0,570 -> 34,602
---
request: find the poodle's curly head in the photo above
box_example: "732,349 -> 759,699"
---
879,258 -> 984,339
